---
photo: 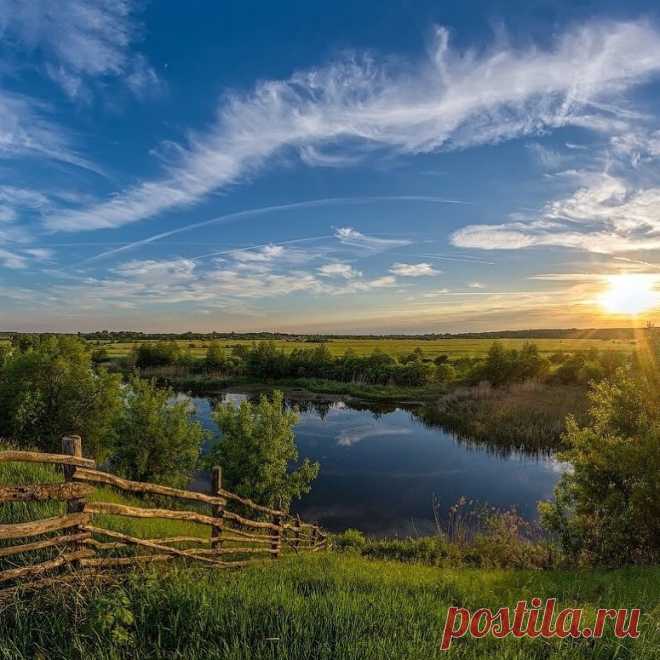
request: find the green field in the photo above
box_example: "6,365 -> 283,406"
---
93,336 -> 637,360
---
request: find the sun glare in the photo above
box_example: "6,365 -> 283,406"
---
598,274 -> 660,316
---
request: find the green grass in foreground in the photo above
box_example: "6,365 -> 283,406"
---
1,554 -> 659,659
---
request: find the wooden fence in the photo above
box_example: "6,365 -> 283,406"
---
0,436 -> 327,591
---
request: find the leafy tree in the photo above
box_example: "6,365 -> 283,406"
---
110,378 -> 206,487
133,341 -> 184,368
206,341 -> 228,370
0,336 -> 122,458
206,390 -> 319,510
540,369 -> 660,565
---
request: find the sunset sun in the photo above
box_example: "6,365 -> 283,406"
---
598,274 -> 660,316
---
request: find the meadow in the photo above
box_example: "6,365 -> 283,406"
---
91,336 -> 636,360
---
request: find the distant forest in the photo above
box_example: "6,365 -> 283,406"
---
0,327 -> 647,342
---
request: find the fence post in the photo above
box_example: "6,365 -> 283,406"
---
62,435 -> 89,567
294,515 -> 302,552
211,466 -> 224,552
271,512 -> 282,559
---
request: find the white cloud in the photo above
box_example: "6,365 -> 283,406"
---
334,227 -> 411,251
229,245 -> 285,263
389,262 -> 440,277
45,20 -> 660,232
526,143 -> 566,170
318,262 -> 361,279
0,91 -> 98,170
0,0 -> 160,100
112,258 -> 196,284
451,174 -> 660,253
468,281 -> 485,288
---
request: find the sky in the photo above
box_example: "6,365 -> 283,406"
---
0,0 -> 659,333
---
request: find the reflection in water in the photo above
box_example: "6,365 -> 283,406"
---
184,390 -> 566,537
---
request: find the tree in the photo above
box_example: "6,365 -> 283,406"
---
206,390 -> 319,510
0,336 -> 122,458
206,341 -> 227,371
540,369 -> 660,565
110,378 -> 206,488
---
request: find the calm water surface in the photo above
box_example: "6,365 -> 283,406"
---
184,391 -> 565,537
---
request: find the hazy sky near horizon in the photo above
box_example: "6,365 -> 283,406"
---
1,0 -> 660,333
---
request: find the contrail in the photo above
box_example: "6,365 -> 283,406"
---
83,195 -> 471,263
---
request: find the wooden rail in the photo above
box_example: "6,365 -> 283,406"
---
0,437 -> 328,592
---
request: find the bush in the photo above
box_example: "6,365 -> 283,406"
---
110,378 -> 206,488
206,390 -> 319,510
540,369 -> 660,565
0,336 -> 122,459
333,528 -> 367,551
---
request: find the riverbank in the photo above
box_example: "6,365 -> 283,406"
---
132,371 -> 448,403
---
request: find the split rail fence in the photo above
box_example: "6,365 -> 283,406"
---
0,435 -> 327,591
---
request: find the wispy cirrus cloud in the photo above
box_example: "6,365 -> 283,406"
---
0,0 -> 160,100
334,227 -> 411,252
44,20 -> 660,233
0,91 -> 99,171
451,173 -> 660,253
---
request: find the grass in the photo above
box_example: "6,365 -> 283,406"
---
0,554 -> 658,658
94,337 -> 637,360
424,382 -> 590,453
1,455 -> 659,658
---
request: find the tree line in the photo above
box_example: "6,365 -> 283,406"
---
127,338 -> 632,389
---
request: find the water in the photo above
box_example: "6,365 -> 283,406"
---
183,390 -> 565,537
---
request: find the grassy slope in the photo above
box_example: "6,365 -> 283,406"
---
1,555 -> 658,659
1,458 -> 659,658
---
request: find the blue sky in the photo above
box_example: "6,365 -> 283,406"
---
1,0 -> 659,333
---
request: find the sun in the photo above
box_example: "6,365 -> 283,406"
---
598,274 -> 660,316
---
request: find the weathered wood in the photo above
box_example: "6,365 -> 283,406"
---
222,510 -> 280,531
83,525 -> 225,566
84,538 -> 127,551
0,483 -> 93,502
62,435 -> 87,569
87,501 -> 279,532
86,501 -> 218,526
211,466 -> 224,551
293,515 -> 302,552
219,489 -> 286,518
191,547 -> 278,556
0,532 -> 90,558
221,526 -> 278,542
221,533 -> 276,545
0,450 -> 95,469
80,555 -> 251,569
74,468 -> 227,507
0,549 -> 94,583
80,555 -> 174,568
146,536 -> 210,546
0,513 -> 89,540
271,512 -> 283,559
62,435 -> 83,482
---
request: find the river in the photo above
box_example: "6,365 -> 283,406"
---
180,389 -> 565,537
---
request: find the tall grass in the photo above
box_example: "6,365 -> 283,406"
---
0,554 -> 658,658
426,382 -> 589,453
